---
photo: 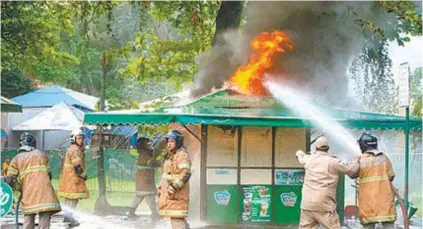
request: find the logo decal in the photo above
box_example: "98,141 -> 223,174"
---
214,190 -> 231,205
280,192 -> 297,207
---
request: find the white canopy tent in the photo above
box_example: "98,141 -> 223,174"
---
13,102 -> 85,150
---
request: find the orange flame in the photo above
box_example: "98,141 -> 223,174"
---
229,31 -> 293,95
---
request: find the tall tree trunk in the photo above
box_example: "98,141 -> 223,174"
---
95,52 -> 110,215
212,1 -> 244,46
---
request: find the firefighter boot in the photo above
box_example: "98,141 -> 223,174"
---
64,215 -> 80,228
127,207 -> 137,220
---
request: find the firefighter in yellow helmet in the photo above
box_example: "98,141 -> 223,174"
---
58,128 -> 89,227
296,136 -> 359,229
6,132 -> 61,229
158,130 -> 191,229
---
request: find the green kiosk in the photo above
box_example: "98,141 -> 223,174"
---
84,88 -> 421,227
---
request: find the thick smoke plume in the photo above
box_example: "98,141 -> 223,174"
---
191,2 -> 396,105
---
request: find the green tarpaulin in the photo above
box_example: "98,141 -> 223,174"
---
84,89 -> 422,130
0,96 -> 22,113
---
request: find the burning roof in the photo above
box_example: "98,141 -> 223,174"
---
229,31 -> 293,96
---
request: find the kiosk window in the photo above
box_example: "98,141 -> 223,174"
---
241,127 -> 272,167
275,128 -> 306,168
207,126 -> 238,167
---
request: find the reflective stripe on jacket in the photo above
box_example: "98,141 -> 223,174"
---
357,152 -> 396,224
58,144 -> 89,199
158,148 -> 191,218
7,150 -> 61,214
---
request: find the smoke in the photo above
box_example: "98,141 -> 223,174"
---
191,1 -> 397,105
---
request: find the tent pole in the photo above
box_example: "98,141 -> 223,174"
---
42,130 -> 45,150
404,106 -> 409,214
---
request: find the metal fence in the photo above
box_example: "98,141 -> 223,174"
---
1,148 -> 162,193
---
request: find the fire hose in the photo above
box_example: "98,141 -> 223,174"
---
309,135 -> 411,228
392,184 -> 409,229
353,182 -> 410,229
15,194 -> 22,229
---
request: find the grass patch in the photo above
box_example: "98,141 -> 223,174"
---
51,177 -> 152,214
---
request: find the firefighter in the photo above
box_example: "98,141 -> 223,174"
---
2,155 -> 10,176
58,128 -> 89,227
296,136 -> 359,229
158,130 -> 191,229
127,137 -> 160,224
6,132 -> 61,229
354,132 -> 396,229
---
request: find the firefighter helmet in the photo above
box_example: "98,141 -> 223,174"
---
358,132 -> 378,153
70,127 -> 86,144
136,137 -> 151,150
19,132 -> 36,152
165,130 -> 184,148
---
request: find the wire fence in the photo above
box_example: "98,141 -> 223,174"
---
1,148 -> 163,193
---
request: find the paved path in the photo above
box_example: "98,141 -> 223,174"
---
1,212 -> 421,229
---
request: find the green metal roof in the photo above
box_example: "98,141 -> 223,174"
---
0,96 -> 22,113
84,89 -> 422,130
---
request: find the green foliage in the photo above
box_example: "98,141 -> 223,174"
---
122,33 -> 197,90
149,1 -> 220,52
411,67 -> 422,117
350,39 -> 397,114
2,1 -> 421,114
350,1 -> 421,114
379,1 -> 422,45
1,2 -> 77,72
122,1 -> 220,90
354,1 -> 422,46
35,28 -> 103,96
33,3 -> 138,109
1,68 -> 35,98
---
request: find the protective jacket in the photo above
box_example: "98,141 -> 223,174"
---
158,148 -> 191,218
2,162 -> 9,176
355,151 -> 396,224
7,150 -> 61,214
135,152 -> 158,195
297,150 -> 359,211
58,144 -> 89,199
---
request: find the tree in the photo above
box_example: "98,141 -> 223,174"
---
34,29 -> 103,96
122,1 -> 221,90
1,68 -> 35,98
1,2 -> 78,72
349,1 -> 422,114
212,1 -> 244,45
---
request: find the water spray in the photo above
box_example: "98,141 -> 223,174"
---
265,80 -> 361,161
265,80 -> 413,228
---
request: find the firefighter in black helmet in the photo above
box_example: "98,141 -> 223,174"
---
354,132 -> 396,228
6,132 -> 61,229
357,132 -> 378,153
158,130 -> 192,229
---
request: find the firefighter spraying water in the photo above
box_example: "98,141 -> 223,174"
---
353,132 -> 405,229
6,132 -> 61,229
296,136 -> 359,229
